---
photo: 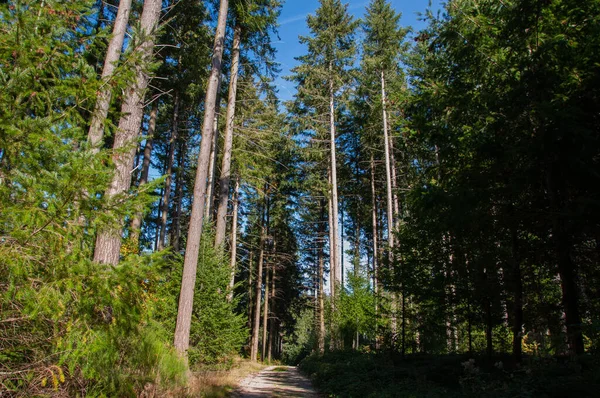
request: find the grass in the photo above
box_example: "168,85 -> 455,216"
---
271,367 -> 289,372
299,350 -> 600,397
163,357 -> 266,397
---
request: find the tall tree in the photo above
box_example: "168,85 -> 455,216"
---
289,0 -> 357,295
93,0 -> 162,264
174,0 -> 230,356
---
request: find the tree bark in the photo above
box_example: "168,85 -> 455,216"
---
227,175 -> 240,302
130,102 -> 158,245
318,200 -> 326,354
328,65 -> 341,286
327,168 -> 336,299
87,0 -> 132,152
215,24 -> 242,248
370,154 -> 380,349
205,76 -> 223,223
158,93 -> 179,250
93,0 -> 162,265
251,203 -> 267,362
173,0 -> 229,356
171,134 -> 187,252
381,70 -> 394,253
262,262 -> 270,362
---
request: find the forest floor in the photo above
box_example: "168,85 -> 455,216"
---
231,365 -> 321,398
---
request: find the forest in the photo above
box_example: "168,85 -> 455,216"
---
1,0 -> 599,396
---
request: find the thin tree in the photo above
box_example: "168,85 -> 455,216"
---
173,0 -> 229,356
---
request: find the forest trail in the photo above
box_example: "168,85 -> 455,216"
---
232,365 -> 320,397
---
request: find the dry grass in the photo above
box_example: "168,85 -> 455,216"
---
185,358 -> 266,398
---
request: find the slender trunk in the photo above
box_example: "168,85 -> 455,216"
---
318,200 -> 326,354
251,204 -> 267,362
341,198 -> 344,286
381,70 -> 394,252
327,168 -> 336,299
174,0 -> 229,356
171,135 -> 187,252
205,76 -> 223,222
227,176 -> 240,302
381,70 -> 397,336
93,0 -> 162,265
158,94 -> 179,250
215,24 -> 242,247
262,263 -> 270,362
370,154 -> 380,349
268,255 -> 276,362
131,102 -> 158,244
247,251 -> 254,333
328,65 -> 341,286
87,0 -> 132,151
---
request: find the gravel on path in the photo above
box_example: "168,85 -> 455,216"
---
232,365 -> 321,398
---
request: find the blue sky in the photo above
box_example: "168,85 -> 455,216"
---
271,0 -> 444,102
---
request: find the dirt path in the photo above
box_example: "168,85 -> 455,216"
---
232,365 -> 320,398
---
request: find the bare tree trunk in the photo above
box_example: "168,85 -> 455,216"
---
205,76 -> 223,223
215,24 -> 242,248
247,251 -> 254,332
318,200 -> 326,354
262,263 -> 270,362
328,69 -> 341,287
381,70 -> 394,253
268,254 -> 276,362
158,93 -> 179,250
173,0 -> 229,356
131,102 -> 158,245
251,203 -> 267,362
380,69 -> 397,336
171,134 -> 187,252
87,0 -> 132,151
93,0 -> 162,265
227,175 -> 240,302
327,168 -> 336,299
370,154 -> 380,349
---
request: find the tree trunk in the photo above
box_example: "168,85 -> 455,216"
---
327,168 -> 336,299
173,0 -> 229,356
268,253 -> 276,362
171,134 -> 187,252
87,0 -> 132,152
328,65 -> 341,286
318,200 -> 326,354
370,154 -> 380,349
158,93 -> 179,251
262,263 -> 270,362
93,0 -> 162,265
381,69 -> 397,336
251,203 -> 267,362
215,24 -> 242,248
205,76 -> 223,223
227,175 -> 240,302
130,102 -> 158,245
381,70 -> 394,252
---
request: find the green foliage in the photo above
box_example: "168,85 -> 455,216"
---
281,306 -> 316,365
333,274 -> 377,348
300,351 -> 600,398
188,232 -> 248,367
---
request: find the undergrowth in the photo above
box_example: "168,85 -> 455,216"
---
299,350 -> 600,397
